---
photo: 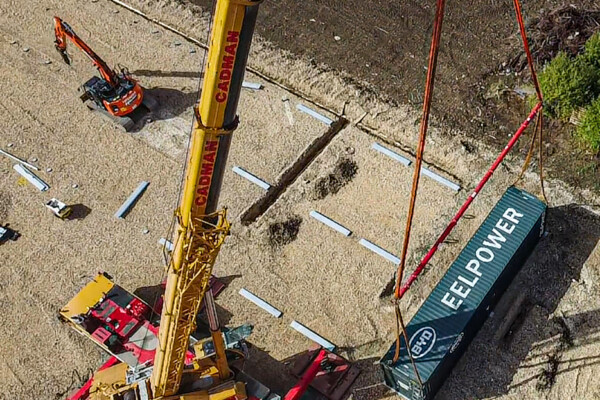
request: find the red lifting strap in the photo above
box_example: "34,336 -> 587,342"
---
393,0 -> 544,304
396,102 -> 542,300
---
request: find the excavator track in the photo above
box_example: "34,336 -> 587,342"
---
80,87 -> 159,132
83,98 -> 135,131
141,90 -> 159,111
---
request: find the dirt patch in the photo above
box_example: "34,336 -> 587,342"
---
537,353 -> 560,391
538,314 -> 575,393
534,312 -> 577,392
267,215 -> 302,247
312,158 -> 358,200
379,276 -> 396,299
556,315 -> 575,348
0,191 -> 11,221
508,6 -> 600,72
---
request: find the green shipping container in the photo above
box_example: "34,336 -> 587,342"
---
381,187 -> 546,400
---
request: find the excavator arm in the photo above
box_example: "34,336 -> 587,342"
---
54,17 -> 117,85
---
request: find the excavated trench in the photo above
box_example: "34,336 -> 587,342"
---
240,117 -> 348,225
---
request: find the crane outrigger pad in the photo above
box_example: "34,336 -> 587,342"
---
288,345 -> 360,400
381,187 -> 546,400
60,273 -> 241,399
59,273 -> 195,369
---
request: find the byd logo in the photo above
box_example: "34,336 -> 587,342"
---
409,327 -> 436,359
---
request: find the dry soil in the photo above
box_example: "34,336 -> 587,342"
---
0,1 -> 599,400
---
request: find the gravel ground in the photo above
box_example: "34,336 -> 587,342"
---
0,0 -> 599,400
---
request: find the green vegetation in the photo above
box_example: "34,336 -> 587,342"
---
537,52 -> 598,119
533,32 -> 600,151
577,96 -> 600,151
583,32 -> 600,69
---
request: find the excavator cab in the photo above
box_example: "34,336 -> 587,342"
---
78,75 -> 147,131
81,75 -> 141,115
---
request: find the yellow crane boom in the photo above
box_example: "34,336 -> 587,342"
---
57,1 -> 264,398
151,0 -> 262,397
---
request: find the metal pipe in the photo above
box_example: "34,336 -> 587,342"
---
290,321 -> 335,351
239,288 -> 282,318
13,164 -> 49,191
114,181 -> 149,219
296,104 -> 333,126
309,211 -> 352,236
0,148 -> 39,170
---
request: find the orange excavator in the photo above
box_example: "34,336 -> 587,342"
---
54,17 -> 157,131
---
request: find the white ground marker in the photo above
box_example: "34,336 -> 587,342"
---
309,211 -> 352,236
290,320 -> 336,351
359,238 -> 400,265
282,98 -> 295,125
232,166 -> 271,190
239,288 -> 282,318
115,181 -> 150,219
371,143 -> 411,166
296,104 -> 333,126
242,81 -> 263,90
371,142 -> 460,191
13,164 -> 49,191
158,238 -> 174,251
421,167 -> 461,192
1,148 -> 40,170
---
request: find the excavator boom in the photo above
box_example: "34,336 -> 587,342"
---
54,17 -> 116,85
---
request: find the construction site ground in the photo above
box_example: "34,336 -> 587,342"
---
0,0 -> 599,400
234,0 -> 600,191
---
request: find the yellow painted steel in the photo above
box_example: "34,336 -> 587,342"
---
152,212 -> 231,397
211,328 -> 230,381
151,0 -> 254,396
59,273 -> 114,320
85,363 -> 244,400
88,362 -> 129,399
161,381 -> 246,400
